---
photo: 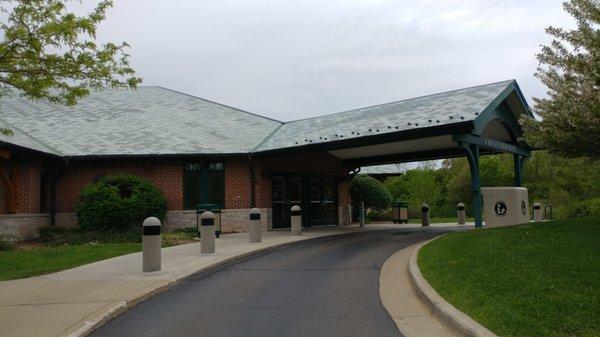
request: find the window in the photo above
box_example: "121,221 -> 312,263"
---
183,162 -> 224,209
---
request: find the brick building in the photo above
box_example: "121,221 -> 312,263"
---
0,80 -> 533,239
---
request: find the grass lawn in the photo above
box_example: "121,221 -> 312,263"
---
0,243 -> 141,281
418,216 -> 600,337
0,228 -> 200,281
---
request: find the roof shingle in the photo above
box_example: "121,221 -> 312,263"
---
254,80 -> 513,152
0,80 -> 517,157
0,86 -> 281,157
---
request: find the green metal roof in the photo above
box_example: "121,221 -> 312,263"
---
0,86 -> 281,157
0,80 -> 529,158
254,80 -> 517,152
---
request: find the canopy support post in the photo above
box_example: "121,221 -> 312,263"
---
513,154 -> 525,187
459,142 -> 483,228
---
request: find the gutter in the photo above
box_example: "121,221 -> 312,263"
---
248,153 -> 256,208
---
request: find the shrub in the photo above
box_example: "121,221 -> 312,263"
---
39,226 -> 70,243
554,198 -> 600,220
77,174 -> 167,231
0,236 -> 15,251
366,208 -> 393,222
349,174 -> 391,210
39,226 -> 141,246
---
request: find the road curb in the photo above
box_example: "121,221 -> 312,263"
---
408,237 -> 498,337
65,230 -> 372,337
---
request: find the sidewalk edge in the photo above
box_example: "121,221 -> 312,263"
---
408,237 -> 498,337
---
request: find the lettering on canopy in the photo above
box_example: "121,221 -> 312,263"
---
482,138 -> 520,154
453,134 -> 529,156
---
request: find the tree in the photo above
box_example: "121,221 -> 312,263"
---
348,174 -> 391,210
521,0 -> 600,158
0,0 -> 141,135
385,169 -> 440,209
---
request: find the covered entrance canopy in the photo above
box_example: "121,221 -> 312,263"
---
253,80 -> 533,227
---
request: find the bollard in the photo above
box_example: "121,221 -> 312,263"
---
359,201 -> 365,227
249,208 -> 262,243
291,205 -> 302,236
200,211 -> 216,254
457,203 -> 466,225
533,203 -> 542,222
142,217 -> 161,272
421,204 -> 430,227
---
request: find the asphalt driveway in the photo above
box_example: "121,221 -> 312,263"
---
90,227 -> 460,337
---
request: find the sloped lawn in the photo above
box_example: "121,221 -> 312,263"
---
0,243 -> 141,281
0,227 -> 199,281
418,216 -> 600,337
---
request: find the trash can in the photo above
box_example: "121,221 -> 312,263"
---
197,203 -> 222,238
392,201 -> 409,224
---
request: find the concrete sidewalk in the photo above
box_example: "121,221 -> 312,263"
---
1,223 -> 412,337
380,243 -> 461,337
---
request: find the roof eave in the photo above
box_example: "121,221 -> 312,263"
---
62,152 -> 250,161
0,140 -> 64,159
252,121 -> 475,158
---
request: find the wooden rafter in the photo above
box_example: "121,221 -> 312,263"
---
0,163 -> 17,213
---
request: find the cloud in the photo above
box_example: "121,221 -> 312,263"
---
93,0 -> 573,121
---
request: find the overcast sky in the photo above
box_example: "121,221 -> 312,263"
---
91,0 -> 573,122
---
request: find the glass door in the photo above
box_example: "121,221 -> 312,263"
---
271,174 -> 336,228
322,177 -> 337,225
272,175 -> 303,229
308,177 -> 323,226
272,176 -> 288,229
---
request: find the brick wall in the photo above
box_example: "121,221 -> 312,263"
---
2,152 -> 353,237
224,158 -> 251,209
14,161 -> 42,213
338,178 -> 349,206
256,168 -> 272,209
56,159 -> 184,212
0,175 -> 6,214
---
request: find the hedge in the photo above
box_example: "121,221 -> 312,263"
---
77,174 -> 167,231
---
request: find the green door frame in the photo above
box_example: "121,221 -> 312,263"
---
271,173 -> 339,228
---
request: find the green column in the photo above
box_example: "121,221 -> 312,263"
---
460,143 -> 483,228
514,154 -> 524,187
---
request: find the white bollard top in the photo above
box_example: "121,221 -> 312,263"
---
200,211 -> 215,219
457,203 -> 465,207
250,207 -> 261,215
143,217 -> 161,227
533,202 -> 541,207
291,205 -> 301,212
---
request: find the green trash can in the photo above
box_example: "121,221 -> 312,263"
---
197,203 -> 222,238
392,201 -> 409,224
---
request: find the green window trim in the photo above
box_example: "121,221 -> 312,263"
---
183,161 -> 224,210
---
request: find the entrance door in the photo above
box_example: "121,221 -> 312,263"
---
273,174 -> 338,228
308,177 -> 323,226
321,177 -> 337,225
307,176 -> 337,226
272,175 -> 303,229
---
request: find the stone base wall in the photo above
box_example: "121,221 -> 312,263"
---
55,213 -> 79,228
338,205 -> 352,226
164,210 -> 197,231
0,213 -> 50,240
165,208 -> 272,233
2,208 -> 274,240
